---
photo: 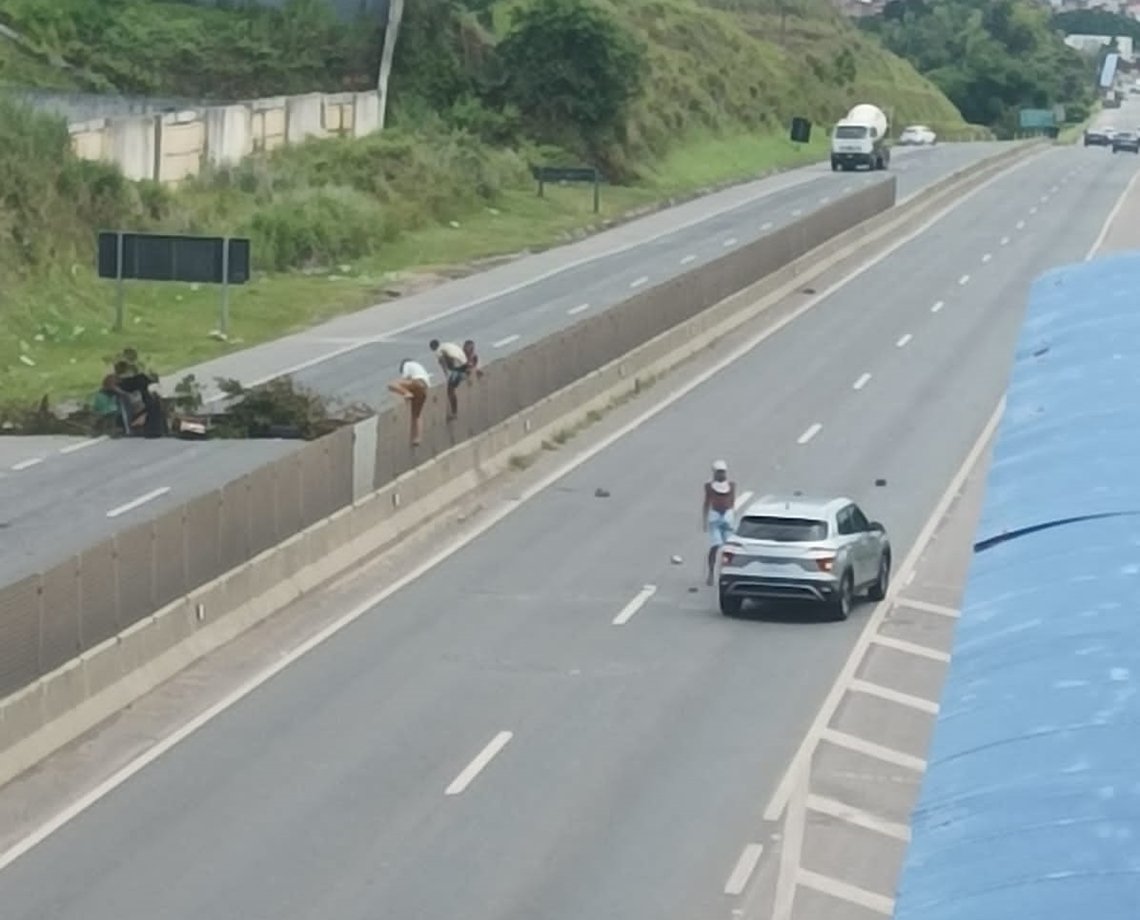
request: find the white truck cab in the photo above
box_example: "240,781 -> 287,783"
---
831,103 -> 890,172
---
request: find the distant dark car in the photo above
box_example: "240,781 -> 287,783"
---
1112,131 -> 1140,153
1085,129 -> 1112,146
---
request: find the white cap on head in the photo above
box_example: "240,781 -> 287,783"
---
712,459 -> 728,472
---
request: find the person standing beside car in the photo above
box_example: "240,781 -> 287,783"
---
702,459 -> 737,586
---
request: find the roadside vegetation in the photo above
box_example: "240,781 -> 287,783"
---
1,0 -> 983,412
859,0 -> 1097,134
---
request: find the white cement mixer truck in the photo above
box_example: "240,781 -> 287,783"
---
830,103 -> 890,172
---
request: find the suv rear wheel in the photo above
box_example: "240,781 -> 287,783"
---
719,590 -> 743,617
826,571 -> 854,621
868,551 -> 891,602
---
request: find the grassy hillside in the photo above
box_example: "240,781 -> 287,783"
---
0,0 -> 978,408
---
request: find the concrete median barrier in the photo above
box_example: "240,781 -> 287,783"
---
0,139 -> 1046,787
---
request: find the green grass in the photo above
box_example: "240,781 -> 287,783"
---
0,0 -> 981,408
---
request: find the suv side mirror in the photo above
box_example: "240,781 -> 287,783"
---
868,521 -> 885,532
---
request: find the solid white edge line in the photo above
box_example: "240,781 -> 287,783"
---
895,334 -> 912,348
204,171 -> 830,400
1087,163 -> 1140,258
630,276 -> 649,288
724,843 -> 765,896
444,730 -> 513,796
762,395 -> 1005,822
770,775 -> 809,920
59,437 -> 105,455
11,458 -> 43,471
0,147 -> 1043,875
492,334 -> 520,348
567,303 -> 590,315
796,422 -> 822,444
852,372 -> 871,390
105,487 -> 171,519
930,300 -> 944,313
612,584 -> 657,626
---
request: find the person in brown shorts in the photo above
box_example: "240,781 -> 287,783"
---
387,358 -> 431,446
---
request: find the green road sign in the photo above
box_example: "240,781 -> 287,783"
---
1018,108 -> 1056,130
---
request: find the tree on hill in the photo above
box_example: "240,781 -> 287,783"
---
861,0 -> 1094,133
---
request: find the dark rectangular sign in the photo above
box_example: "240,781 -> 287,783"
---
97,231 -> 251,284
531,165 -> 599,184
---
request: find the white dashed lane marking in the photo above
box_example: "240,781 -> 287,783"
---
797,423 -> 822,445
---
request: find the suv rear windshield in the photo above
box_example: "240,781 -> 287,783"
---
736,516 -> 829,542
834,125 -> 868,139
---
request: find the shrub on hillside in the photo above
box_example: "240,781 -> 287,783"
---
0,95 -> 169,280
202,127 -> 529,270
492,0 -> 649,156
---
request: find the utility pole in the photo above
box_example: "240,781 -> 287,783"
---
376,0 -> 404,130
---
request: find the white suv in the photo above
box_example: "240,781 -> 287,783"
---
718,494 -> 891,621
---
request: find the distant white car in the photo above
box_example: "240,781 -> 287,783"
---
898,124 -> 937,146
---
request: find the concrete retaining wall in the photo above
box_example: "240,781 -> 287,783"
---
66,90 -> 382,183
0,140 -> 1045,786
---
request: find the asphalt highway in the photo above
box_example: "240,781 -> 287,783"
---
0,142 -> 1009,586
1,141 -> 1134,920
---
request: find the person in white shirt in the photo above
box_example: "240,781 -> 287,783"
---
430,338 -> 473,419
387,358 -> 431,446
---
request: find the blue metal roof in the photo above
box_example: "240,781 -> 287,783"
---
893,252 -> 1140,920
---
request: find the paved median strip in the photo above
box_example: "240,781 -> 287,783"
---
870,632 -> 951,662
612,585 -> 657,626
798,868 -> 894,916
444,731 -> 513,796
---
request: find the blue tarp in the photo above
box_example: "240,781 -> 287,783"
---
893,252 -> 1140,920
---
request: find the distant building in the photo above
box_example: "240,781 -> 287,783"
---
1065,32 -> 1135,61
